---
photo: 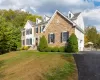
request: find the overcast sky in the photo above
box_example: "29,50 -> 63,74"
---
0,0 -> 100,31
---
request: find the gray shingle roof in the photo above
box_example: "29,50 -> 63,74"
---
71,12 -> 81,20
28,20 -> 36,26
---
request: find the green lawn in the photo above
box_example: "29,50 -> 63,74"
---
0,50 -> 77,80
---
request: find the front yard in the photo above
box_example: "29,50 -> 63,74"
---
0,51 -> 78,80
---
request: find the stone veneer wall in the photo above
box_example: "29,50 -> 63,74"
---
35,12 -> 75,47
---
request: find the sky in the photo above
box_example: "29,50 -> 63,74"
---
0,0 -> 100,31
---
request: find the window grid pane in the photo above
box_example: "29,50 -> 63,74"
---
62,32 -> 67,42
50,34 -> 55,43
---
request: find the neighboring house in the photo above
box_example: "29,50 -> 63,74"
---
21,10 -> 84,51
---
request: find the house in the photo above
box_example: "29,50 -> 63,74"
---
21,10 -> 84,51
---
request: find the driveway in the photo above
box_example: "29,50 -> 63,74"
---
73,51 -> 100,80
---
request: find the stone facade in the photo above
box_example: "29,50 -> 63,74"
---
36,12 -> 75,47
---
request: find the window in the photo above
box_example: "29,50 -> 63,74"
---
36,27 -> 38,33
30,29 -> 32,34
26,38 -> 32,45
69,14 -> 71,18
40,26 -> 45,33
42,26 -> 45,31
61,32 -> 69,42
26,29 -> 32,35
30,38 -> 32,45
48,33 -> 55,43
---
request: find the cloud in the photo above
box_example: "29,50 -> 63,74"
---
82,7 -> 100,27
0,0 -> 100,31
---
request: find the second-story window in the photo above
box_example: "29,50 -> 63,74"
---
26,29 -> 32,35
36,27 -> 38,33
69,14 -> 71,18
30,29 -> 32,34
40,26 -> 45,33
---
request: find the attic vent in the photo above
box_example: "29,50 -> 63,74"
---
69,14 -> 71,18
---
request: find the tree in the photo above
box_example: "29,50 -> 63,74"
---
85,27 -> 98,48
38,36 -> 48,52
0,16 -> 13,54
67,33 -> 78,53
0,9 -> 41,48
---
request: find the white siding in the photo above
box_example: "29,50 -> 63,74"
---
73,13 -> 84,51
75,28 -> 84,51
22,21 -> 35,47
73,14 -> 84,31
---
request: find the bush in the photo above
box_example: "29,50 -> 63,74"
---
51,47 -> 59,52
24,46 -> 29,50
38,36 -> 48,52
11,43 -> 17,51
20,46 -> 30,50
59,46 -> 65,52
67,33 -> 78,53
45,47 -> 52,52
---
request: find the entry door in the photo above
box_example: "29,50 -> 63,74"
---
36,38 -> 38,46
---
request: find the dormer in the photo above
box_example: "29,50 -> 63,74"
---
68,11 -> 74,19
43,15 -> 50,22
36,18 -> 42,24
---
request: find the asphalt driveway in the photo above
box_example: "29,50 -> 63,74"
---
73,51 -> 100,80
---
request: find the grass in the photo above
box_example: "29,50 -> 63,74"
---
0,50 -> 78,80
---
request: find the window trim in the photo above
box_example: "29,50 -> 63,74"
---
61,31 -> 69,43
36,27 -> 38,33
26,38 -> 32,45
49,33 -> 55,44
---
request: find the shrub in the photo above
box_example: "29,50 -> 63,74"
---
24,46 -> 30,50
20,46 -> 30,50
51,47 -> 59,52
11,43 -> 17,51
38,36 -> 48,52
45,47 -> 52,52
67,33 -> 78,53
59,46 -> 65,52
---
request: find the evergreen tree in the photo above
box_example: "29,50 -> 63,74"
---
38,36 -> 48,52
67,33 -> 78,53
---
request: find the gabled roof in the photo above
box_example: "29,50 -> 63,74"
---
43,10 -> 84,33
43,10 -> 76,32
28,20 -> 36,26
71,12 -> 81,20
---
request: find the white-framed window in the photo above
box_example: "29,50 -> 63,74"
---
26,38 -> 32,45
36,27 -> 38,33
30,29 -> 32,34
61,32 -> 69,42
40,25 -> 45,33
26,29 -> 32,35
48,33 -> 55,43
69,13 -> 71,18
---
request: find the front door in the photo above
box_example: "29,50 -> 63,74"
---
36,38 -> 38,46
